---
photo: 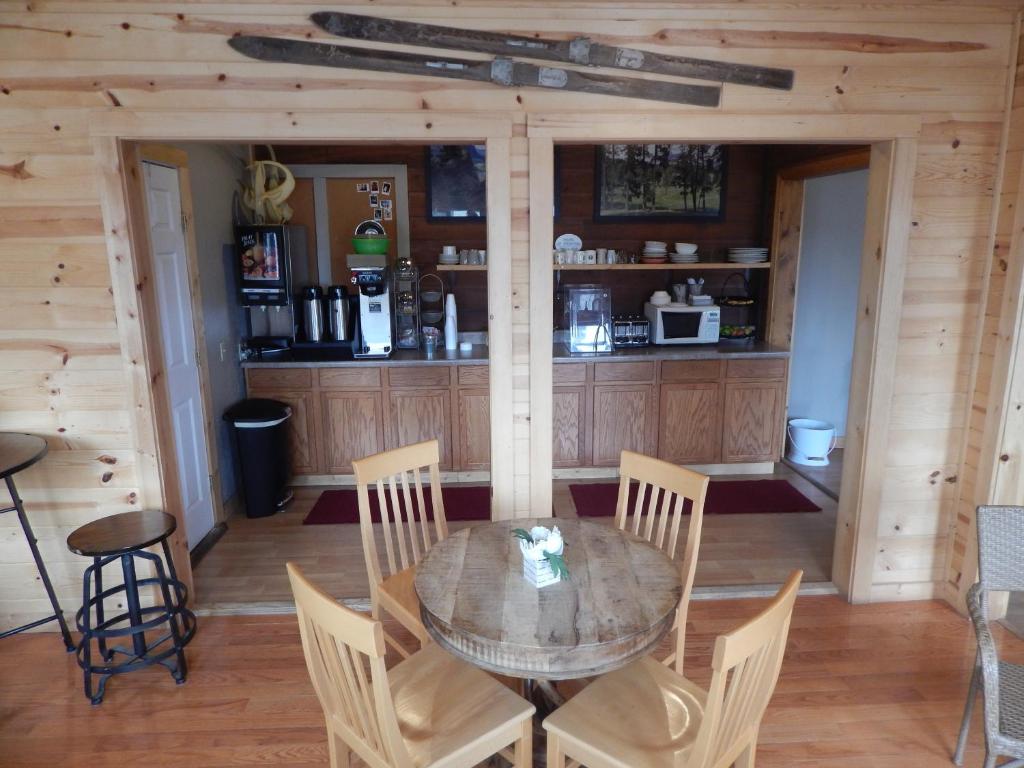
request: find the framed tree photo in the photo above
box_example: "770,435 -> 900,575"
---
594,144 -> 727,221
426,144 -> 487,220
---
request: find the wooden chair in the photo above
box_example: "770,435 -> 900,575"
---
543,570 -> 803,768
286,562 -> 535,768
615,449 -> 708,674
353,440 -> 448,658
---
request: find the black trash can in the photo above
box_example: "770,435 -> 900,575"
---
224,398 -> 293,518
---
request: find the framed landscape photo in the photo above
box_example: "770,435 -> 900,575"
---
594,144 -> 727,221
426,144 -> 487,220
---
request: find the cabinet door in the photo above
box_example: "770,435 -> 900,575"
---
591,385 -> 653,467
722,381 -> 785,462
456,389 -> 490,471
249,389 -> 318,476
553,386 -> 587,468
388,389 -> 453,469
658,383 -> 722,464
321,392 -> 385,474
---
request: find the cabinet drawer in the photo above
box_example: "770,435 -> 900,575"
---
457,365 -> 489,386
319,367 -> 381,389
246,367 -> 311,391
726,358 -> 787,380
661,360 -> 722,382
594,361 -> 656,383
553,363 -> 587,385
388,366 -> 452,388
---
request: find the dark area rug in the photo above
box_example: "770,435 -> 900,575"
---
570,479 -> 821,518
303,485 -> 491,525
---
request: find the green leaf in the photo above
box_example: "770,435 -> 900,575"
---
512,528 -> 534,543
544,552 -> 570,580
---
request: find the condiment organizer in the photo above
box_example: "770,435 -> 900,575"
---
418,274 -> 446,349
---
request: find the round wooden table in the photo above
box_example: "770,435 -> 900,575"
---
415,517 -> 682,681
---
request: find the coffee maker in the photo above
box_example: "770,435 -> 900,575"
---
347,253 -> 393,358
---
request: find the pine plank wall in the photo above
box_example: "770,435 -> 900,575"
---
1,0 -> 1024,628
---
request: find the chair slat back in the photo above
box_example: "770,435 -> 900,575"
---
976,505 -> 1024,592
615,450 -> 708,674
690,570 -> 802,768
353,441 -> 447,584
286,563 -> 412,768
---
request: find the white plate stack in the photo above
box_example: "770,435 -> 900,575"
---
727,247 -> 769,264
670,245 -> 699,264
439,252 -> 460,265
641,241 -> 668,263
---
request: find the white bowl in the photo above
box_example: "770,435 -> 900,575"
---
674,243 -> 698,255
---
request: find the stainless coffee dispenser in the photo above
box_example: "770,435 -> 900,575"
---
326,285 -> 351,342
300,286 -> 324,343
347,254 -> 393,358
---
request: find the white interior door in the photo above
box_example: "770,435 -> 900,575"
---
143,161 -> 215,550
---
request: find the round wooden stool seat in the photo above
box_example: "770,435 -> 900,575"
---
0,432 -> 47,480
67,511 -> 176,558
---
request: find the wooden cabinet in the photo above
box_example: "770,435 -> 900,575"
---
456,389 -> 490,470
722,381 -> 786,462
553,386 -> 587,468
591,385 -> 654,467
321,392 -> 385,474
388,389 -> 453,469
243,388 -> 319,475
658,382 -> 722,464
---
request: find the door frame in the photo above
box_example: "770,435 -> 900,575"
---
526,114 -> 919,603
91,111 -> 516,599
138,148 -> 225,549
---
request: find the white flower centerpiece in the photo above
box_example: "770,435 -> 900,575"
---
513,525 -> 570,588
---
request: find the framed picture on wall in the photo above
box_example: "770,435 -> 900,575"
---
426,145 -> 487,220
594,144 -> 727,221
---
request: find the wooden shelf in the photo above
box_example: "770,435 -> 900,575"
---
553,262 -> 771,271
436,264 -> 487,271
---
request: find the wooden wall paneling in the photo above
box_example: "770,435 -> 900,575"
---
766,179 -> 805,348
528,137 -> 555,516
951,18 -> 1024,609
485,137 -> 516,517
832,139 -> 918,603
94,137 -> 192,598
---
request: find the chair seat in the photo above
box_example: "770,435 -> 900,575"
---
1000,661 -> 1024,742
544,656 -> 707,768
389,642 -> 535,768
379,565 -> 429,642
67,511 -> 177,557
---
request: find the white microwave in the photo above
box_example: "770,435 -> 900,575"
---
644,302 -> 720,345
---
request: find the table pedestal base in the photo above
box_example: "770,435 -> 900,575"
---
523,679 -> 568,768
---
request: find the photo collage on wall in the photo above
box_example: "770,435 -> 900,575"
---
355,180 -> 394,221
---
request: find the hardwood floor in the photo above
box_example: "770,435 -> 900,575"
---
784,447 -> 844,501
0,596 -> 1009,767
193,468 -> 837,608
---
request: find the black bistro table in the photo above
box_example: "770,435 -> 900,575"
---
0,432 -> 74,650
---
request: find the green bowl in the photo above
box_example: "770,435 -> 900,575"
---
351,236 -> 390,255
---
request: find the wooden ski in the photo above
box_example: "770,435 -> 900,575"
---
311,11 -> 793,91
228,35 -> 721,107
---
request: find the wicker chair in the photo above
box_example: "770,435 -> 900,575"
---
954,505 -> 1024,768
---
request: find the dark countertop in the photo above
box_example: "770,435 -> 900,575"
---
241,346 -> 490,368
552,341 -> 789,362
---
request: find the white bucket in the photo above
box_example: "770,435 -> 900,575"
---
787,418 -> 837,467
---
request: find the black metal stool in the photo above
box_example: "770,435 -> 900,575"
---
0,433 -> 74,651
67,511 -> 196,704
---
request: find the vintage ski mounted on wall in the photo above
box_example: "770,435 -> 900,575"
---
228,13 -> 795,107
312,12 -> 794,91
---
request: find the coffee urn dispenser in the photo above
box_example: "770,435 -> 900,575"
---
326,285 -> 351,342
301,286 -> 324,343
